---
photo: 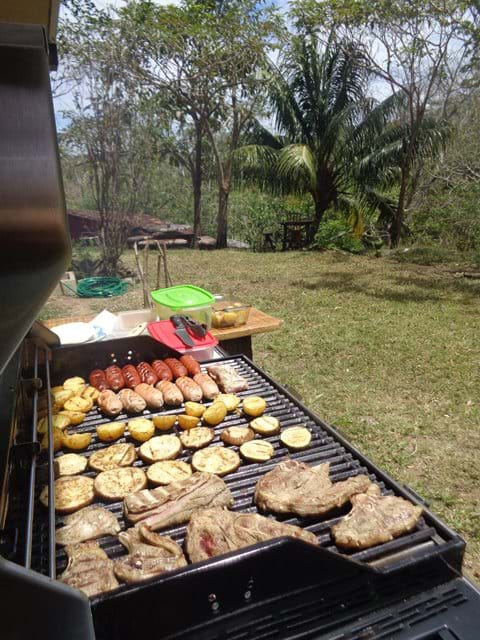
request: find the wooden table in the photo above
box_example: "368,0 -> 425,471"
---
43,307 -> 282,359
280,219 -> 314,251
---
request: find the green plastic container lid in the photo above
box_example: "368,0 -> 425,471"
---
150,284 -> 215,310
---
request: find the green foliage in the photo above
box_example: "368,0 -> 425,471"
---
388,245 -> 468,266
312,215 -> 364,253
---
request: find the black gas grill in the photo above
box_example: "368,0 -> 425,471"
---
1,335 -> 479,640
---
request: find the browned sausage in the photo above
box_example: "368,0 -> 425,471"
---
136,361 -> 158,385
151,360 -> 173,382
104,365 -> 125,392
156,380 -> 183,406
179,355 -> 201,376
89,369 -> 110,391
122,364 -> 141,389
193,373 -> 219,400
164,358 -> 188,379
175,376 -> 203,402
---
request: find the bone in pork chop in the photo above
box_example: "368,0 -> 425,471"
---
124,472 -> 233,530
331,485 -> 423,549
114,525 -> 187,584
186,507 -> 318,563
254,460 -> 373,517
60,541 -> 119,597
56,506 -> 120,546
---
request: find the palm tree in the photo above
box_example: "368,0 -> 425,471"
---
238,34 -> 448,245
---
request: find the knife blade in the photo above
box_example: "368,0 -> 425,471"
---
170,315 -> 194,347
181,315 -> 207,338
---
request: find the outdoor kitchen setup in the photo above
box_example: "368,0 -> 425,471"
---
0,3 -> 479,640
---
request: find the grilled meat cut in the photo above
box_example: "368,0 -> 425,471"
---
331,485 -> 423,549
124,472 -> 233,530
56,506 -> 120,546
255,460 -> 373,517
186,507 -> 318,563
114,525 -> 187,584
59,541 -> 119,597
206,365 -> 249,394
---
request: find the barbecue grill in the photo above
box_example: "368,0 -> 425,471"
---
1,9 -> 479,640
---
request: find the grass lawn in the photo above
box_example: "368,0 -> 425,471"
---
40,249 -> 480,579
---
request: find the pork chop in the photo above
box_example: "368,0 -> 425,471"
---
59,541 -> 119,598
114,525 -> 187,584
123,472 -> 233,530
186,507 -> 318,563
331,485 -> 423,549
56,506 -> 120,546
254,460 -> 373,517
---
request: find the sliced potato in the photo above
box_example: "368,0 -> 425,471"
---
40,428 -> 63,452
94,467 -> 147,501
240,440 -> 274,462
215,394 -> 240,412
250,416 -> 280,436
192,447 -> 240,476
184,402 -> 206,418
220,426 -> 255,446
179,427 -> 214,450
152,414 -> 177,431
280,426 -> 312,451
63,376 -> 85,390
89,442 -> 136,472
138,435 -> 182,463
96,421 -> 126,442
51,385 -> 65,394
64,396 -> 93,413
61,430 -> 92,451
128,418 -> 155,442
82,385 -> 100,402
40,475 -> 95,513
52,388 -> 75,408
59,410 -> 86,426
38,413 -> 70,434
203,402 -> 227,426
146,461 -> 192,485
54,453 -> 88,477
177,414 -> 200,431
242,396 -> 266,417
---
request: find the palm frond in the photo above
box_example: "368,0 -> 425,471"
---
277,144 -> 317,192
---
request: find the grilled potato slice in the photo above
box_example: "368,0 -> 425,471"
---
51,385 -> 65,394
40,475 -> 95,513
63,376 -> 85,388
96,421 -> 126,442
64,396 -> 93,413
138,435 -> 182,463
61,430 -> 92,451
128,418 -> 155,442
59,410 -> 86,426
38,414 -> 70,434
202,402 -> 227,426
184,402 -> 205,418
192,447 -> 240,476
179,427 -> 214,450
152,415 -> 177,432
82,385 -> 100,402
94,467 -> 147,501
52,388 -> 75,408
242,396 -> 266,417
220,426 -> 255,446
280,426 -> 311,451
250,416 -> 280,436
146,461 -> 192,485
240,440 -> 274,462
40,428 -> 63,452
177,414 -> 200,431
88,442 -> 136,472
54,453 -> 88,477
215,394 -> 240,412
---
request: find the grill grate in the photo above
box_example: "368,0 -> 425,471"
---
30,353 -> 461,595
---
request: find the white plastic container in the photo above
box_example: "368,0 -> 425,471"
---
111,309 -> 155,338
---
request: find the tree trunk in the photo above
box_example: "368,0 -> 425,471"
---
390,164 -> 409,247
307,197 -> 329,244
191,121 -> 203,249
216,185 -> 229,249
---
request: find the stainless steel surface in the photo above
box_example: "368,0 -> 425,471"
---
0,23 -> 71,376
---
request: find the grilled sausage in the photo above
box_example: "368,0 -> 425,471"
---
193,373 -> 219,401
151,359 -> 173,382
156,380 -> 183,406
179,355 -> 201,376
175,376 -> 203,402
136,362 -> 158,386
118,389 -> 147,414
89,369 -> 110,391
122,365 -> 141,389
105,365 -> 126,392
134,383 -> 164,410
164,358 -> 188,379
97,390 -> 123,417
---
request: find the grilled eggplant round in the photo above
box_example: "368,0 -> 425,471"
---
40,475 -> 95,513
88,442 -> 136,472
191,447 -> 240,476
94,467 -> 147,501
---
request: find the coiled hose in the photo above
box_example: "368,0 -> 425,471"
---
76,277 -> 128,298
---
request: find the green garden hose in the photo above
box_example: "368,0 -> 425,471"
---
76,277 -> 128,298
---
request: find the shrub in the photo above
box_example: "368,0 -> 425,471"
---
312,217 -> 364,253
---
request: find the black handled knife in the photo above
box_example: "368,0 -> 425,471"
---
170,315 -> 194,347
